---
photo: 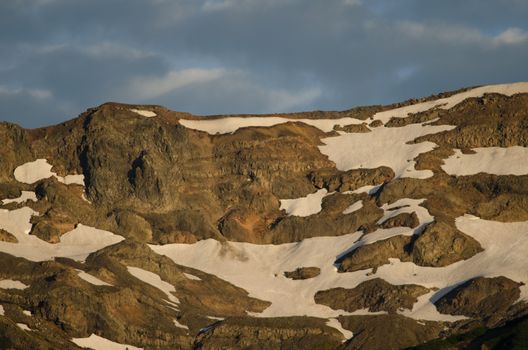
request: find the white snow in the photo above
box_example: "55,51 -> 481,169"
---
0,279 -> 28,290
173,319 -> 189,330
442,147 -> 528,176
0,305 -> 4,315
76,270 -> 112,286
372,82 -> 528,124
14,159 -> 55,184
130,109 -> 157,118
279,189 -> 329,217
183,272 -> 201,281
13,159 -> 84,185
16,323 -> 31,331
151,202 -> 528,325
22,310 -> 31,316
179,116 -> 365,134
72,334 -> 143,350
126,266 -> 179,305
0,207 -> 124,262
1,191 -> 37,205
319,123 -> 455,179
149,203 -> 439,324
342,200 -> 363,215
377,198 -> 434,227
326,318 -> 353,341
61,174 -> 85,185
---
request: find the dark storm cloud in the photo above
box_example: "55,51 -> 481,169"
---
0,0 -> 527,127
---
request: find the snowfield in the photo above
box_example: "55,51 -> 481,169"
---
151,212 -> 528,325
319,123 -> 455,179
72,334 -> 143,350
442,147 -> 528,175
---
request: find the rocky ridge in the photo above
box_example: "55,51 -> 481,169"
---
0,83 -> 528,349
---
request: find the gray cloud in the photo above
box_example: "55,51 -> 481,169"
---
0,0 -> 527,127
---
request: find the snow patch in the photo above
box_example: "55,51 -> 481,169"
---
280,189 -> 329,217
72,334 -> 143,350
0,305 -> 4,315
22,310 -> 31,316
0,207 -> 124,261
179,116 -> 364,134
173,319 -> 189,330
130,109 -> 157,118
76,270 -> 112,286
14,159 -> 84,185
0,279 -> 28,290
127,266 -> 179,305
442,147 -> 528,176
16,323 -> 31,331
1,191 -> 37,205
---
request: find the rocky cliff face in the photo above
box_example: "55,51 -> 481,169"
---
1,83 -> 528,349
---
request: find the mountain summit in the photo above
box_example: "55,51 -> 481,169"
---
1,82 -> 528,349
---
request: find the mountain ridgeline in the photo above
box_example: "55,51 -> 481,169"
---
1,83 -> 528,349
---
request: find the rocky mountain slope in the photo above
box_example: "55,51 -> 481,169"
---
1,82 -> 528,349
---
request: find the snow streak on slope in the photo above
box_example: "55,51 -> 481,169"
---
442,147 -> 528,175
179,116 -> 364,134
14,159 -> 84,185
319,124 -> 455,178
279,189 -> 329,217
372,82 -> 528,124
127,266 -> 179,305
342,200 -> 363,214
0,207 -> 124,261
0,279 -> 28,289
130,109 -> 156,118
72,334 -> 143,350
76,270 -> 112,286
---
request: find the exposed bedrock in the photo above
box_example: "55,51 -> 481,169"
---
435,276 -> 525,326
309,166 -> 394,192
193,317 -> 343,350
338,314 -> 446,350
337,221 -> 483,272
284,267 -> 321,280
314,278 -> 429,313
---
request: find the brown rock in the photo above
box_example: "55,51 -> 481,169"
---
284,267 -> 321,280
435,276 -> 523,326
315,278 -> 429,313
380,211 -> 420,229
0,228 -> 18,243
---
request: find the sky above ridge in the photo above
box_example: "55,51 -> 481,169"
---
1,0 -> 528,127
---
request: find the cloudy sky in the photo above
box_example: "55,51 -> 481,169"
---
1,0 -> 528,127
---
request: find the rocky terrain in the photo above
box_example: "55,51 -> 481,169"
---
1,82 -> 528,349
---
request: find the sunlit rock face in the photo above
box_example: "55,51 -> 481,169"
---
1,83 -> 528,349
